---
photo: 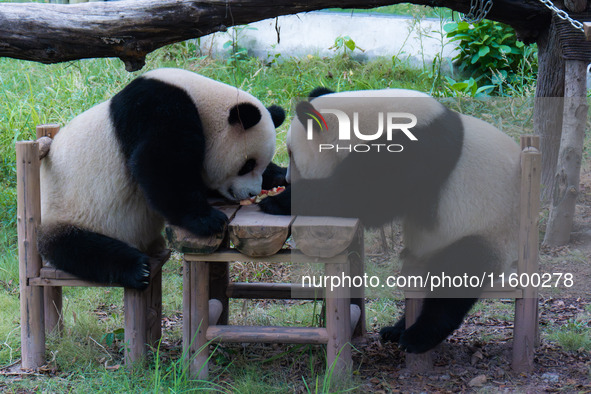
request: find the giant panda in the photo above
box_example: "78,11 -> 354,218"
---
39,68 -> 286,290
260,87 -> 521,354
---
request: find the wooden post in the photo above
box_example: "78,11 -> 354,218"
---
349,226 -> 366,338
17,141 -> 45,369
513,136 -> 542,372
124,288 -> 148,365
146,268 -> 162,347
325,259 -> 352,375
404,298 -> 432,371
535,21 -> 565,203
36,124 -> 63,335
209,263 -> 229,325
184,260 -> 210,379
543,60 -> 588,246
584,22 -> 591,40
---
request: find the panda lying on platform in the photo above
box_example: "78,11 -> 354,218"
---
39,68 -> 285,290
260,87 -> 521,354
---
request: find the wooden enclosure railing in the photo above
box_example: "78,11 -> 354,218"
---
17,124 -> 169,370
17,126 -> 540,376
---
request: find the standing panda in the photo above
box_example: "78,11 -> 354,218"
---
260,88 -> 521,354
39,68 -> 285,290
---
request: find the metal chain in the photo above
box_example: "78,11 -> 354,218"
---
461,0 -> 494,23
537,0 -> 584,32
462,0 -> 585,34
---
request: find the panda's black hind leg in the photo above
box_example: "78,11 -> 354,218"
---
384,235 -> 499,353
398,298 -> 478,353
379,317 -> 405,343
38,224 -> 151,290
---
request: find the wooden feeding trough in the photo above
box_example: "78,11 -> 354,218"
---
167,205 -> 366,379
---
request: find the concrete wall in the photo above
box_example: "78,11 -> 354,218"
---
198,11 -> 457,66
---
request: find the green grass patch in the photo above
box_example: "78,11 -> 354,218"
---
326,5 -> 453,19
549,317 -> 591,352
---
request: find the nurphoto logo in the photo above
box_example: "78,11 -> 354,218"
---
305,109 -> 418,153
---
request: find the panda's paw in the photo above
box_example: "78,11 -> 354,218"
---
259,193 -> 291,215
379,317 -> 406,343
122,255 -> 151,290
397,324 -> 442,354
183,208 -> 228,236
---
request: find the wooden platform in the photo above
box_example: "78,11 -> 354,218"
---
168,204 -> 366,379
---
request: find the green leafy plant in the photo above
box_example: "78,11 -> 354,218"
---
443,76 -> 495,97
329,35 -> 365,57
101,327 -> 125,347
224,25 -> 257,66
444,20 -> 537,95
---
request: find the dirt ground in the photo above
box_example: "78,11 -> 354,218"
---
348,168 -> 591,393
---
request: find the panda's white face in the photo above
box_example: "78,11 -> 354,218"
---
285,119 -> 341,182
214,151 -> 273,201
202,101 -> 277,201
142,68 -> 280,201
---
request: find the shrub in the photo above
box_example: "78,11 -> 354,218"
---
444,20 -> 538,95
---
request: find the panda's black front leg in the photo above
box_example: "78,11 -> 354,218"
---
262,162 -> 288,190
381,235 -> 498,353
259,184 -> 291,215
396,298 -> 478,353
129,138 -> 228,236
259,176 -> 363,219
379,299 -> 477,353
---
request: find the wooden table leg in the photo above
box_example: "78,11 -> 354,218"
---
44,286 -> 63,335
184,259 -> 210,379
325,260 -> 352,375
147,269 -> 162,348
404,298 -> 432,372
124,287 -> 148,365
209,262 -> 228,325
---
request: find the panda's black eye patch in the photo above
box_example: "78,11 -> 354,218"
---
238,158 -> 256,176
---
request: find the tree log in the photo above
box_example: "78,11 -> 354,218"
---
0,0 -> 550,71
543,60 -> 588,247
534,21 -> 565,203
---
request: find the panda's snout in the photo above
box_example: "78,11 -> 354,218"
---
227,187 -> 257,201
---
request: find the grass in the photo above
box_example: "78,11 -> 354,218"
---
549,316 -> 591,352
326,5 -> 454,19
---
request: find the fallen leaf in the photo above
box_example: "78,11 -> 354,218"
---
468,374 -> 487,387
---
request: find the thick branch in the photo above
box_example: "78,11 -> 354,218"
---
0,0 -> 550,71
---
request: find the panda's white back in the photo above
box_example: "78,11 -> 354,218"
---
402,113 -> 521,269
287,88 -> 522,271
40,100 -> 164,252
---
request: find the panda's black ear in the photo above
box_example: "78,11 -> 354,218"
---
267,105 -> 285,128
295,101 -> 322,133
229,103 -> 262,130
308,87 -> 334,99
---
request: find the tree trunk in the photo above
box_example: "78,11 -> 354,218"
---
0,0 -> 550,71
534,21 -> 565,203
543,60 -> 588,247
